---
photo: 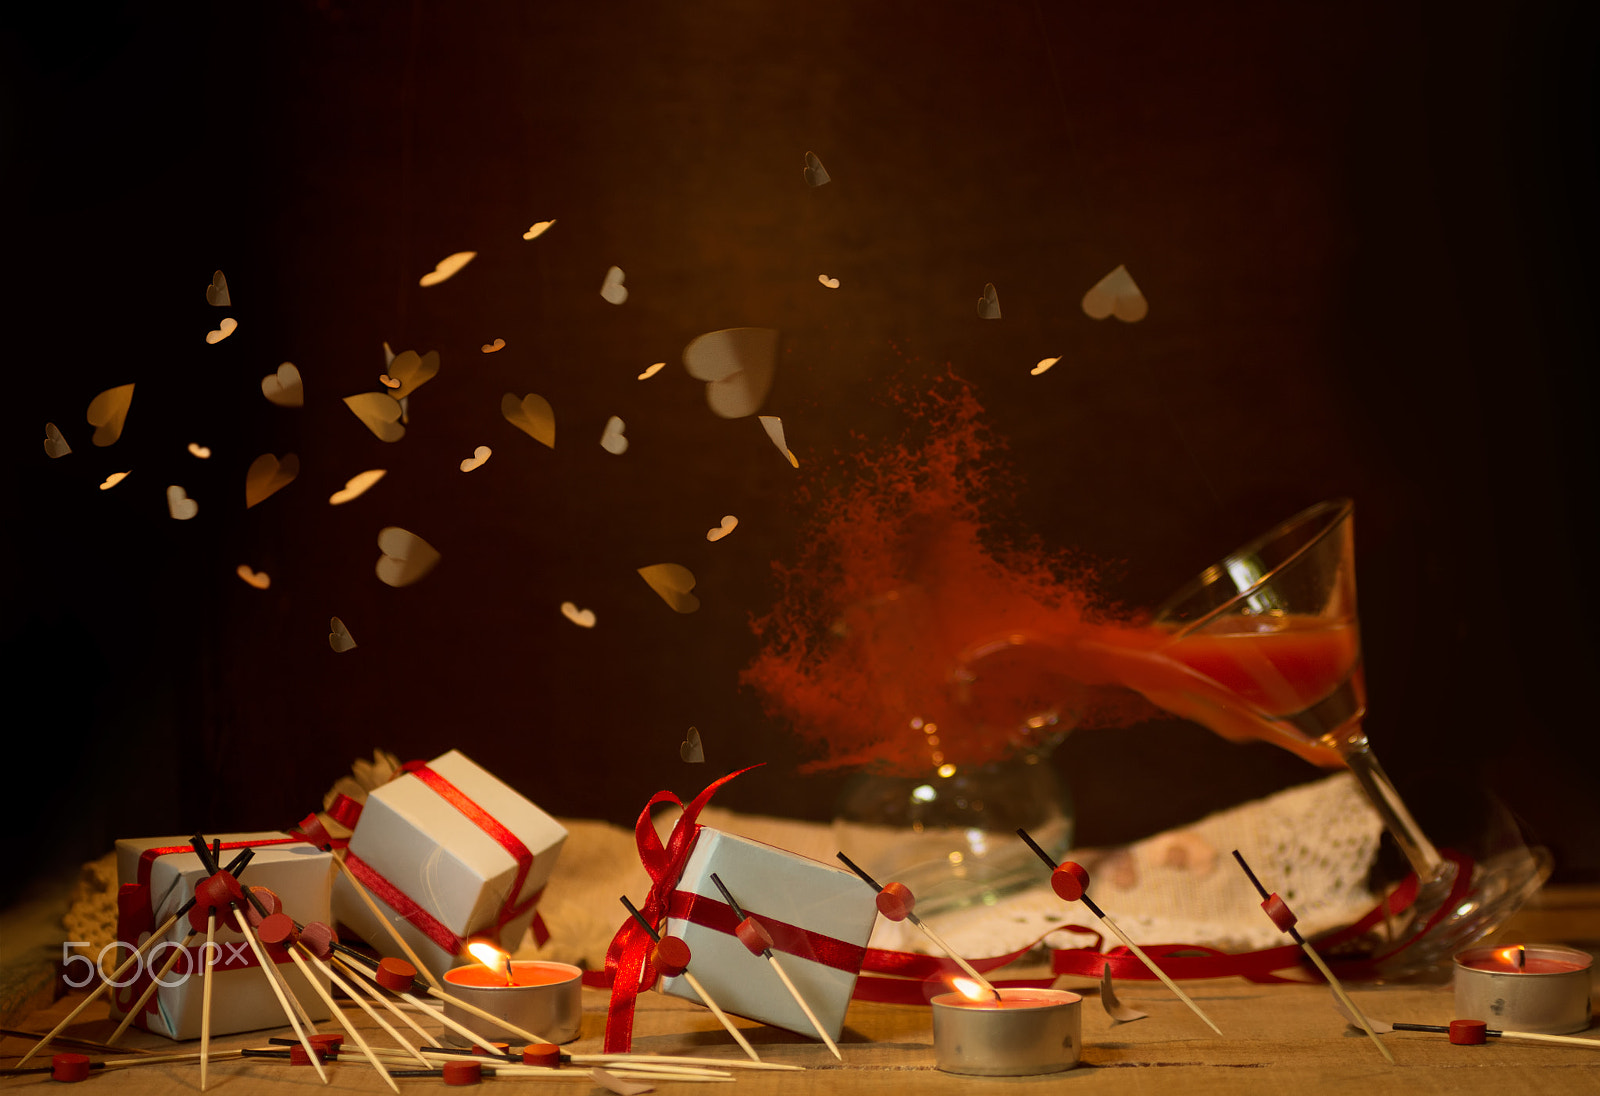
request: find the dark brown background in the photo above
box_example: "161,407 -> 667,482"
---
3,0 -> 1596,906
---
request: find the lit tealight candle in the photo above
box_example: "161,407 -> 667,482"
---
930,980 -> 1082,1076
441,943 -> 582,1045
1454,944 -> 1592,1035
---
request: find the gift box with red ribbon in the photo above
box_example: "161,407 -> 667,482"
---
330,750 -> 567,981
109,833 -> 334,1040
658,827 -> 876,1042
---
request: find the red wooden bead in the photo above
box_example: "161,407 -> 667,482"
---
653,935 -> 692,978
1449,1019 -> 1489,1045
875,881 -> 915,922
1260,893 -> 1298,933
443,1059 -> 484,1085
298,920 -> 336,959
522,1043 -> 561,1067
735,916 -> 776,956
376,956 -> 418,991
246,887 -> 284,927
257,912 -> 298,948
471,1043 -> 510,1056
51,1053 -> 92,1082
308,1033 -> 344,1052
289,1044 -> 327,1065
188,872 -> 244,932
1050,862 -> 1091,902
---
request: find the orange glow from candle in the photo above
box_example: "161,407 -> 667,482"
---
467,941 -> 514,984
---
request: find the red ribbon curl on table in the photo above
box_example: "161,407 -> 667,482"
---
593,765 -> 762,1053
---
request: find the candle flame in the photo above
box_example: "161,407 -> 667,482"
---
467,940 -> 507,970
951,976 -> 987,1002
1496,945 -> 1526,968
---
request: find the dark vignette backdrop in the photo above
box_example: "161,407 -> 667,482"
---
2,0 -> 1595,908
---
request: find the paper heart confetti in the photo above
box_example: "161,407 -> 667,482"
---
501,392 -> 555,448
680,726 -> 705,764
418,250 -> 476,287
637,362 -> 665,380
600,265 -> 628,305
383,349 -> 440,400
459,445 -> 491,472
758,415 -> 799,467
1031,356 -> 1061,376
86,383 -> 135,446
818,274 -> 840,289
682,327 -> 778,419
99,471 -> 129,490
244,452 -> 299,508
803,150 -> 830,187
638,563 -> 700,614
328,616 -> 357,652
375,526 -> 441,587
329,469 -> 386,505
205,269 -> 230,306
590,1068 -> 652,1096
522,220 -> 555,240
600,416 -> 628,455
166,485 -> 198,520
187,443 -> 211,458
706,515 -> 738,542
1082,264 -> 1148,322
481,338 -> 505,353
343,392 -> 405,442
1099,963 -> 1149,1023
379,374 -> 401,388
260,362 -> 304,407
976,283 -> 1001,320
206,317 -> 238,344
560,601 -> 596,628
236,565 -> 270,590
42,422 -> 71,458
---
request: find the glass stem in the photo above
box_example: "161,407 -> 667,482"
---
1335,729 -> 1447,883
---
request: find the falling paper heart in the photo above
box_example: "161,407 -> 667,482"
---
260,362 -> 304,407
600,416 -> 628,455
328,616 -> 357,652
99,471 -> 130,490
522,220 -> 555,240
706,515 -> 738,542
1100,963 -> 1149,1023
560,601 -> 596,628
758,415 -> 799,468
600,265 -> 628,305
803,150 -> 830,187
42,422 -> 71,458
236,565 -> 270,590
379,374 -> 401,388
1031,356 -> 1061,376
383,349 -> 440,400
244,452 -> 300,508
375,526 -> 441,587
343,392 -> 405,442
206,317 -> 238,344
481,338 -> 505,353
459,445 -> 491,472
637,362 -> 665,380
329,469 -> 386,505
501,392 -> 555,447
205,269 -> 230,307
590,1068 -> 652,1096
166,485 -> 198,520
976,283 -> 1001,320
818,274 -> 840,289
86,383 -> 135,447
638,563 -> 699,614
680,726 -> 705,764
1082,264 -> 1148,322
187,443 -> 211,458
682,328 -> 778,418
418,250 -> 476,287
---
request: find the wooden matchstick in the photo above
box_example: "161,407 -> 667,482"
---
346,953 -> 526,1054
709,873 -> 842,1061
107,926 -> 202,1045
0,1049 -> 247,1078
200,910 -> 216,1090
836,851 -> 1001,1000
330,851 -> 443,990
330,956 -> 444,1049
1021,828 -> 1224,1036
299,946 -> 429,1065
229,905 -> 330,1083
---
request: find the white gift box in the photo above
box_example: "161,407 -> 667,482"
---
110,832 -> 334,1041
332,750 -> 567,981
659,828 -> 877,1040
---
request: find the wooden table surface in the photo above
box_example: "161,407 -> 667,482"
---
5,888 -> 1597,1095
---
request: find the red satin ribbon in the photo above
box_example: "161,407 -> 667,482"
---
599,766 -> 762,1054
665,890 -> 868,974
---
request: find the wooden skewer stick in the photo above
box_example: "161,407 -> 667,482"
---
621,896 -> 762,1063
108,926 -> 202,1045
1,1049 -> 248,1077
263,925 -> 398,1093
300,948 -> 429,1065
1020,828 -> 1224,1036
1233,849 -> 1393,1065
331,956 -> 445,1049
230,906 -> 329,1084
836,852 -> 1001,1000
0,1029 -> 158,1056
411,1041 -> 803,1073
329,851 -> 443,990
709,874 -> 842,1061
200,911 -> 217,1091
1385,1019 -> 1600,1050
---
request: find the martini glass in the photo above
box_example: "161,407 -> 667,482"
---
1144,500 -> 1547,973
